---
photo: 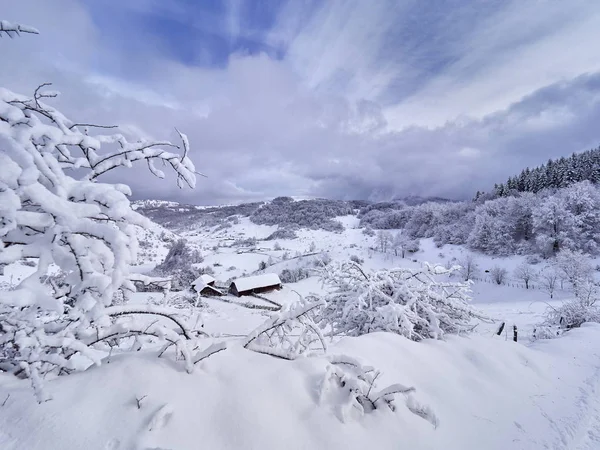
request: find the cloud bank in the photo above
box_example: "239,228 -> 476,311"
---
2,0 -> 600,204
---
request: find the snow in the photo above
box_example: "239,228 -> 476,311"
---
231,273 -> 282,292
191,274 -> 215,291
5,184 -> 600,450
2,325 -> 600,449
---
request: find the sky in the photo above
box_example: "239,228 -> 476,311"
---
2,0 -> 600,204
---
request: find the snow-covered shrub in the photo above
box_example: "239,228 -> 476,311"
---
233,237 -> 258,247
532,325 -> 562,341
265,229 -> 297,240
319,262 -> 485,340
362,226 -> 375,237
490,266 -> 508,285
319,354 -> 438,426
540,297 -> 600,331
349,255 -> 364,264
273,242 -> 282,251
243,296 -> 327,360
279,267 -> 311,283
0,86 -> 197,396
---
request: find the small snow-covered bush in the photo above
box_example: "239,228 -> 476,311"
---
349,255 -> 364,264
490,266 -> 508,285
362,227 -> 375,237
318,262 -> 485,340
319,354 -> 438,426
279,267 -> 311,283
544,297 -> 600,330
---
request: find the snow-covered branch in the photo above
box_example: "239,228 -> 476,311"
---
0,85 -> 198,392
244,296 -> 327,360
0,20 -> 39,37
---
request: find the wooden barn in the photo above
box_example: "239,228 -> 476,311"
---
192,274 -> 223,296
229,273 -> 282,297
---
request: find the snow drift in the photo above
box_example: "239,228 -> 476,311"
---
2,325 -> 600,450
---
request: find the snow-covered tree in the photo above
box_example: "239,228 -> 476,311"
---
532,196 -> 575,256
513,263 -> 536,289
555,249 -> 593,297
490,266 -> 508,285
376,230 -> 392,253
152,239 -> 204,290
0,86 -> 198,395
539,266 -> 559,299
457,254 -> 479,281
318,261 -> 486,341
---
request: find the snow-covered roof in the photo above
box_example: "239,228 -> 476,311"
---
192,274 -> 216,290
231,273 -> 281,292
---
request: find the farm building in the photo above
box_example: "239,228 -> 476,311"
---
192,274 -> 223,296
229,273 -> 282,297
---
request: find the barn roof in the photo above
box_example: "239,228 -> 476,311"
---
231,273 -> 281,292
192,274 -> 216,291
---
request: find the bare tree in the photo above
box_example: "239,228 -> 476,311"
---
490,266 -> 508,285
539,267 -> 559,299
376,230 -> 393,253
513,263 -> 536,289
458,255 -> 479,281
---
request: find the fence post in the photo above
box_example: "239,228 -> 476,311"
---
513,325 -> 518,342
496,322 -> 505,336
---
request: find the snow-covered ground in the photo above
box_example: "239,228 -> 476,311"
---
1,213 -> 598,450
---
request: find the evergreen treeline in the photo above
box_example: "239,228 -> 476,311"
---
482,147 -> 600,198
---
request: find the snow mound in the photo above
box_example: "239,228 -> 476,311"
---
3,327 -> 600,450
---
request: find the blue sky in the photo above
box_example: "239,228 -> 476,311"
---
3,0 -> 600,204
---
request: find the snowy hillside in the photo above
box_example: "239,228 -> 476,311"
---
3,188 -> 600,449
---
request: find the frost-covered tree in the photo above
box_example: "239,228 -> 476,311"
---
490,266 -> 508,285
376,230 -> 392,253
539,266 -> 559,299
151,239 -> 204,291
457,255 -> 479,281
555,249 -> 594,298
513,263 -> 536,289
532,196 -> 575,256
318,262 -> 485,340
0,86 -> 198,395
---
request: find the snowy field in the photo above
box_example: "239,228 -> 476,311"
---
3,211 -> 600,450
